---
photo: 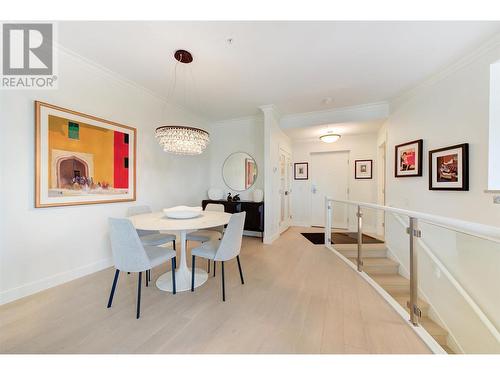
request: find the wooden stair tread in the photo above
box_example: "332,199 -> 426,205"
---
348,257 -> 399,274
334,242 -> 387,251
335,245 -> 387,258
441,345 -> 455,354
420,317 -> 448,336
420,317 -> 449,346
392,294 -> 430,312
338,242 -> 453,353
348,257 -> 398,266
371,274 -> 410,286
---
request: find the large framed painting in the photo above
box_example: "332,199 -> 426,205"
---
35,101 -> 136,208
294,162 -> 308,180
395,139 -> 423,177
355,159 -> 373,179
429,143 -> 469,191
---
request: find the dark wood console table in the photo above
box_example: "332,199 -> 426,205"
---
202,199 -> 264,239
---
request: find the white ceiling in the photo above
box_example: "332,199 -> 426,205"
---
58,21 -> 500,121
283,120 -> 384,141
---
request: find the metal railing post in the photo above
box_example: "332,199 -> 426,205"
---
325,197 -> 332,246
408,217 -> 421,326
356,205 -> 363,272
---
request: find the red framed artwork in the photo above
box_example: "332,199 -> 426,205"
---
395,139 -> 423,177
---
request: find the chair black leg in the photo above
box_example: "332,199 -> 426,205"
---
236,255 -> 245,285
213,261 -> 216,277
173,239 -> 176,250
137,272 -> 142,319
107,269 -> 120,308
145,270 -> 149,287
221,261 -> 225,302
171,257 -> 176,295
191,255 -> 196,292
207,259 -> 210,273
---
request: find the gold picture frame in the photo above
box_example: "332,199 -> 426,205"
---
35,101 -> 137,208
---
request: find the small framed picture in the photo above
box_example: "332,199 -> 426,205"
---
294,162 -> 308,180
395,139 -> 423,177
355,160 -> 373,179
429,143 -> 469,191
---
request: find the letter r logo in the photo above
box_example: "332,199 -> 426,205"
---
2,23 -> 53,75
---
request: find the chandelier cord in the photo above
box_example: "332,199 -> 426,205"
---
189,64 -> 201,116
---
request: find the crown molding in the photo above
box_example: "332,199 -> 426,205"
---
390,32 -> 500,111
55,42 -> 209,124
259,104 -> 282,119
55,42 -> 166,103
280,101 -> 389,129
209,114 -> 262,127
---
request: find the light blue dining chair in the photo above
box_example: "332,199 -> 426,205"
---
186,203 -> 225,274
127,205 -> 177,247
107,218 -> 177,319
128,205 -> 177,280
190,212 -> 246,301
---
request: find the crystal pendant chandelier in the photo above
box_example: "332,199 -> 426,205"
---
155,50 -> 210,155
155,125 -> 210,155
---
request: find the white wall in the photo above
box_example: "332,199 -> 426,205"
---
488,60 -> 500,190
291,134 -> 379,232
0,46 -> 210,304
382,40 -> 500,353
261,105 -> 291,243
207,116 -> 264,201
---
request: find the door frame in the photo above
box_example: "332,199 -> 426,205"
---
279,147 -> 292,234
376,141 -> 387,236
309,150 -> 351,229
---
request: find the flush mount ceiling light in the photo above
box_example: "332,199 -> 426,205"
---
319,132 -> 341,143
155,50 -> 210,155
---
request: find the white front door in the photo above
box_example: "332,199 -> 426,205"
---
310,151 -> 349,228
279,149 -> 292,233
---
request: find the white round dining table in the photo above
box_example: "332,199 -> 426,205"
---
129,210 -> 232,292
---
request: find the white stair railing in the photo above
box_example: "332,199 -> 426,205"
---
325,197 -> 500,337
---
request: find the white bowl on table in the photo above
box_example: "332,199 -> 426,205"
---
163,206 -> 202,219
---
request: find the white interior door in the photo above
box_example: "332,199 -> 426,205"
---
310,151 -> 349,228
279,149 -> 292,233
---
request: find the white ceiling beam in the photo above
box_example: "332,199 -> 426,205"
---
280,101 -> 389,129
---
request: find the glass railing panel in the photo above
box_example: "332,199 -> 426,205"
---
416,221 -> 500,353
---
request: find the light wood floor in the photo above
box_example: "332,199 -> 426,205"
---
0,227 -> 431,354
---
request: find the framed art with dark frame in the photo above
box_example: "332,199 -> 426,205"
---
394,139 -> 423,177
355,159 -> 373,179
35,101 -> 137,208
429,143 -> 469,191
294,162 -> 308,180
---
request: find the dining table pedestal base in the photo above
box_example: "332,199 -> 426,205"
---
156,267 -> 208,292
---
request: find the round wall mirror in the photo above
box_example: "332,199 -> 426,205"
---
222,152 -> 258,192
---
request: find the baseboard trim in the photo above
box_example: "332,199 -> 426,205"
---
263,231 -> 280,244
325,242 -> 447,354
0,257 -> 113,306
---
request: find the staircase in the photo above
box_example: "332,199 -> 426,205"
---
335,241 -> 455,354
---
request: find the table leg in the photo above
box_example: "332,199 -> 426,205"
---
156,230 -> 209,292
